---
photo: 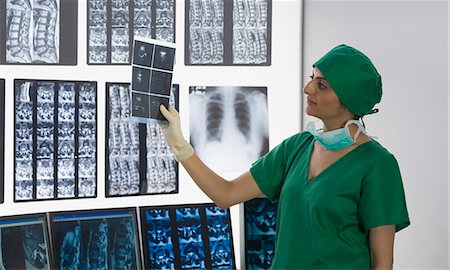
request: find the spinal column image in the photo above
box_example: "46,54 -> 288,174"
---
0,214 -> 51,270
244,198 -> 277,270
140,203 -> 235,269
106,82 -> 178,196
14,80 -> 97,201
189,86 -> 269,173
186,0 -> 271,65
88,0 -> 175,64
50,209 -> 141,270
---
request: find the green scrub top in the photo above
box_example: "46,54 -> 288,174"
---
250,132 -> 410,269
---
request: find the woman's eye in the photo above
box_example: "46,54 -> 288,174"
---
319,82 -> 327,89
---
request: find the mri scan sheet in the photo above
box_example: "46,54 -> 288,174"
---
87,0 -> 175,64
140,203 -> 235,270
186,0 -> 271,65
106,82 -> 179,196
0,213 -> 52,270
1,0 -> 78,64
49,208 -> 141,270
244,198 -> 277,270
131,37 -> 176,123
14,79 -> 97,201
189,86 -> 269,173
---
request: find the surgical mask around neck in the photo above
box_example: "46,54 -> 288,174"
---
306,120 -> 367,151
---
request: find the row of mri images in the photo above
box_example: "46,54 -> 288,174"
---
1,0 -> 271,65
0,0 -> 295,269
0,200 -> 276,269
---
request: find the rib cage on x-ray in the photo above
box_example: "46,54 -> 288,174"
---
107,83 -> 178,196
5,0 -> 60,63
190,86 -> 269,173
88,0 -> 175,64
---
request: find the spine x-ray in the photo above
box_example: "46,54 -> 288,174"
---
50,209 -> 141,269
244,198 -> 277,270
140,203 -> 235,269
131,37 -> 175,123
0,79 -> 4,204
189,86 -> 269,173
14,79 -> 97,201
0,214 -> 51,270
88,0 -> 175,64
106,82 -> 178,196
186,0 -> 271,65
1,0 -> 78,64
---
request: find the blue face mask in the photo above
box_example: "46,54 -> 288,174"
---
306,120 -> 367,151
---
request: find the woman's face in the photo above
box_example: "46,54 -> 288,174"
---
303,67 -> 347,120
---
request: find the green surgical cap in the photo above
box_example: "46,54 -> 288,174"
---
313,44 -> 382,117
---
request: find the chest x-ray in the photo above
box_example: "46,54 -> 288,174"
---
190,86 -> 269,173
88,0 -> 175,64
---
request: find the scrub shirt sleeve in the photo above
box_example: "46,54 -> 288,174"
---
359,154 -> 410,233
250,139 -> 288,203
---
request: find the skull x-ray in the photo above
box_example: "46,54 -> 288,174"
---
0,214 -> 51,270
131,37 -> 175,123
186,0 -> 271,65
189,86 -> 269,173
140,203 -> 235,269
2,0 -> 78,64
0,79 -> 4,204
14,80 -> 97,201
244,198 -> 277,270
50,208 -> 141,270
106,82 -> 178,196
88,0 -> 175,64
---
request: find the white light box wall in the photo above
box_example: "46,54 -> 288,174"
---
1,0 -> 303,268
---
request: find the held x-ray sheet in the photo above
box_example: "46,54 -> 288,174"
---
14,79 -> 97,201
189,86 -> 269,173
87,0 -> 175,64
244,198 -> 277,270
131,37 -> 176,123
106,82 -> 179,197
49,208 -> 141,269
0,213 -> 52,270
1,0 -> 78,64
140,203 -> 236,269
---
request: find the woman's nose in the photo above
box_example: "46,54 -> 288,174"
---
303,81 -> 314,94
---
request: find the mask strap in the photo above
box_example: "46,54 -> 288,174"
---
345,120 -> 367,141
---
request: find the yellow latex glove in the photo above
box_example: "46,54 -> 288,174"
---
159,105 -> 194,162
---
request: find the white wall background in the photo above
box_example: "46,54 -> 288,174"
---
0,0 -> 302,269
303,0 -> 449,269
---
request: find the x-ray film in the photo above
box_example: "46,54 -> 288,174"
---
0,213 -> 52,270
14,79 -> 97,201
244,198 -> 277,270
131,37 -> 175,124
106,82 -> 179,197
189,86 -> 269,173
49,208 -> 141,269
0,79 -> 4,203
88,0 -> 175,65
140,203 -> 235,270
186,0 -> 271,66
1,0 -> 78,65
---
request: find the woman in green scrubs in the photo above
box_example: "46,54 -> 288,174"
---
159,44 -> 410,269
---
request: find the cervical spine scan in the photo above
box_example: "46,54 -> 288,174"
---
189,86 -> 268,173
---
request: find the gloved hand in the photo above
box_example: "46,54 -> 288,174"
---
159,105 -> 194,162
